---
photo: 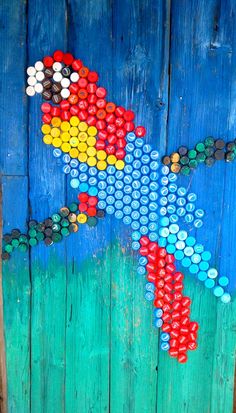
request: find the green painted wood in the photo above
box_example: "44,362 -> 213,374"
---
2,177 -> 30,413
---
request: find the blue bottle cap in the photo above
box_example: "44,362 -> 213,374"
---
150,150 -> 159,160
177,207 -> 186,217
159,227 -> 169,238
198,271 -> 207,281
149,191 -> 158,201
88,177 -> 97,186
131,221 -> 140,230
176,197 -> 186,206
177,187 -> 187,196
158,237 -> 167,247
131,210 -> 140,219
195,209 -> 205,218
218,276 -> 229,287
137,265 -> 146,274
70,159 -> 79,168
194,243 -> 204,253
191,253 -> 201,264
160,332 -> 170,342
166,244 -> 176,254
185,213 -> 194,223
123,216 -> 132,225
63,164 -> 71,174
125,154 -> 134,164
174,250 -> 184,260
159,217 -> 169,227
141,154 -> 150,164
194,219 -> 203,228
115,210 -> 123,220
123,206 -> 132,215
149,222 -> 158,232
159,207 -> 167,216
154,308 -> 163,318
140,215 -> 148,225
127,132 -> 136,142
107,186 -> 115,195
149,232 -> 158,241
154,319 -> 163,328
167,205 -> 176,214
132,170 -> 141,180
202,251 -> 211,261
169,224 -> 179,234
182,257 -> 191,267
98,200 -> 106,209
70,169 -> 79,178
132,240 -> 141,249
63,154 -> 71,163
79,173 -> 88,182
53,148 -> 62,157
220,293 -> 231,303
189,264 -> 199,274
167,234 -> 177,244
115,190 -> 123,199
139,256 -> 148,266
140,196 -> 149,205
135,138 -> 144,148
199,261 -> 209,271
177,230 -> 187,240
98,190 -> 107,200
184,246 -> 194,256
140,226 -> 148,235
115,170 -> 124,180
106,205 -> 115,215
205,278 -> 215,289
187,193 -> 197,202
186,203 -> 195,212
186,236 -> 196,246
70,178 -> 80,188
79,162 -> 88,172
88,187 -> 98,196
79,183 -> 89,192
213,286 -> 224,297
132,190 -> 141,199
141,165 -> 150,174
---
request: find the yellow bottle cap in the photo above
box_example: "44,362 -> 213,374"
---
97,160 -> 107,170
70,116 -> 80,127
77,213 -> 88,224
87,126 -> 97,136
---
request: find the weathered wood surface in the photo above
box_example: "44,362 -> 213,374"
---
0,0 -> 236,412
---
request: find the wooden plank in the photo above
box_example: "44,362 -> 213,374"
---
27,1 -> 67,412
2,177 -> 30,413
0,0 -> 28,176
157,1 -> 236,412
65,1 -> 113,411
109,1 -> 170,412
0,183 -> 7,413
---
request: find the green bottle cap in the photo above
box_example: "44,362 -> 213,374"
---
19,235 -> 28,244
52,213 -> 61,223
226,142 -> 236,152
69,202 -> 78,213
196,153 -> 206,162
28,228 -> 37,238
188,150 -> 197,159
52,223 -> 61,232
36,223 -> 45,232
196,142 -> 205,152
29,238 -> 38,247
181,166 -> 191,175
180,156 -> 189,165
205,136 -> 215,147
61,227 -> 70,236
18,243 -> 28,252
61,218 -> 69,227
5,244 -> 13,253
11,239 -> 19,248
52,233 -> 62,243
189,159 -> 198,169
36,232 -> 45,241
87,217 -> 97,227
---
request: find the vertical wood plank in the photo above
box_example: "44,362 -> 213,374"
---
0,184 -> 7,413
2,177 -> 30,413
157,1 -> 236,412
27,1 -> 67,412
110,1 -> 170,412
0,1 -> 30,412
65,1 -> 113,411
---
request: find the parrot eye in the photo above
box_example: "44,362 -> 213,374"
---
25,59 -> 79,101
